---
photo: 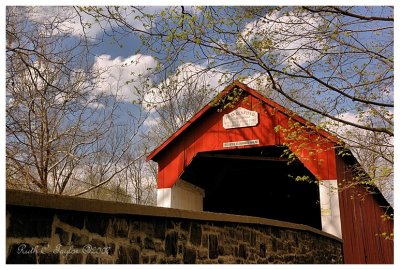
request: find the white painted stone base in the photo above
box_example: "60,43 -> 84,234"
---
157,180 -> 205,211
156,188 -> 172,208
319,180 -> 342,238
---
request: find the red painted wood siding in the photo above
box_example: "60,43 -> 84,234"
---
156,94 -> 337,188
336,156 -> 394,264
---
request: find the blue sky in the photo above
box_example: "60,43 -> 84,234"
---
3,3 -> 396,134
3,4 -> 395,152
2,2 -> 397,194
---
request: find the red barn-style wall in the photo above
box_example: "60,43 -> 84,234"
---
336,155 -> 393,264
148,81 -> 338,188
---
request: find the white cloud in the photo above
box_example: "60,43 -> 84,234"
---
87,101 -> 106,110
142,62 -> 227,110
241,8 -> 324,67
92,54 -> 158,101
24,7 -> 99,39
141,62 -> 230,131
143,115 -> 159,128
319,112 -> 360,136
25,6 -> 165,39
243,72 -> 271,90
334,112 -> 360,124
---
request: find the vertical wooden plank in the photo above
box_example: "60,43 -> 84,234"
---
336,155 -> 393,264
254,102 -> 276,146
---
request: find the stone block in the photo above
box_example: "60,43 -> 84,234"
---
243,229 -> 251,243
7,243 -> 37,264
218,232 -> 225,243
142,254 -> 157,264
225,238 -> 238,246
99,257 -> 114,264
71,233 -> 89,247
283,254 -> 296,263
65,253 -> 83,264
286,242 -> 293,253
85,213 -> 109,236
154,220 -> 166,239
250,231 -> 256,246
248,246 -> 257,256
158,257 -> 166,264
183,247 -> 197,264
287,230 -> 295,241
111,218 -> 129,238
218,245 -> 224,256
55,227 -> 70,245
8,207 -> 53,238
38,252 -> 60,264
128,230 -> 140,243
150,255 -> 157,264
236,258 -> 244,264
166,219 -> 177,229
272,238 -> 277,252
128,231 -> 140,244
228,228 -> 236,239
89,238 -> 105,248
257,258 -> 269,264
222,245 -> 234,256
190,223 -> 202,246
276,239 -> 283,251
130,221 -> 140,231
225,256 -> 236,264
144,237 -> 155,249
248,253 -> 256,262
270,227 -> 280,238
85,254 -> 99,264
140,221 -> 154,237
201,234 -> 208,247
135,236 -> 142,247
105,242 -> 115,255
179,231 -> 188,242
181,220 -> 190,232
268,255 -> 275,263
142,255 -> 149,263
208,234 -> 218,259
166,257 -> 182,264
235,230 -> 243,241
154,239 -> 163,252
294,254 -> 308,264
238,244 -> 247,259
198,248 -> 208,260
165,231 -> 178,256
259,243 -> 266,258
128,221 -> 140,242
116,246 -> 140,264
57,211 -> 84,229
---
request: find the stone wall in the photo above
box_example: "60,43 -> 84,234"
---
6,189 -> 343,264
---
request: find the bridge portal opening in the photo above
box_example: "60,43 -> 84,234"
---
180,146 -> 322,230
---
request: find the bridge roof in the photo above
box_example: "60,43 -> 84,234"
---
147,81 -> 340,161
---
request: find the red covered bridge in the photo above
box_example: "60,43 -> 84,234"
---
147,81 -> 393,264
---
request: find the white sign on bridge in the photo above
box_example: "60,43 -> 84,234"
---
223,107 -> 258,129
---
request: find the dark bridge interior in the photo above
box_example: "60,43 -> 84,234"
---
180,146 -> 322,230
